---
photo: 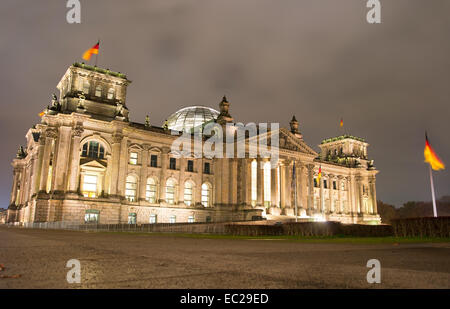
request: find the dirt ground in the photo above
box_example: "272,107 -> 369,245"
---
0,226 -> 448,289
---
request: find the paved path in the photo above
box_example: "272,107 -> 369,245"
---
0,227 -> 448,288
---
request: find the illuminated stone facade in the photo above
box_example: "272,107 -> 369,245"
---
5,64 -> 380,224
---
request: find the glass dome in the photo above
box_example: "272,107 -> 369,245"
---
165,106 -> 220,132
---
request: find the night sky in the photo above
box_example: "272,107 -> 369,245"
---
0,0 -> 448,208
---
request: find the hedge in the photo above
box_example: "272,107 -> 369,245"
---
390,216 -> 450,238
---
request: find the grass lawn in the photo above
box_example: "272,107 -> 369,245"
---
98,231 -> 450,244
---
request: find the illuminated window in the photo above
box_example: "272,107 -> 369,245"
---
149,214 -> 157,224
184,181 -> 193,206
81,141 -> 105,159
314,178 -> 318,188
169,215 -> 176,224
201,183 -> 211,207
125,175 -> 137,202
46,165 -> 53,193
146,178 -> 157,203
107,88 -> 115,100
341,182 -> 345,191
129,152 -> 138,165
95,85 -> 102,97
82,174 -> 97,198
251,160 -> 257,204
128,213 -> 137,224
188,216 -> 195,223
84,210 -> 99,223
263,161 -> 271,206
166,178 -> 176,204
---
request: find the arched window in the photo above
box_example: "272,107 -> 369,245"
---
107,88 -> 115,100
95,85 -> 102,97
146,178 -> 157,203
125,175 -> 137,202
201,183 -> 211,207
166,178 -> 176,205
184,181 -> 194,206
82,80 -> 90,94
251,160 -> 257,205
263,161 -> 271,206
81,141 -> 105,159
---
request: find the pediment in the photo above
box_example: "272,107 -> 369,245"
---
277,128 -> 318,156
80,158 -> 107,170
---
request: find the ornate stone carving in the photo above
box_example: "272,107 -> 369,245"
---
72,125 -> 84,137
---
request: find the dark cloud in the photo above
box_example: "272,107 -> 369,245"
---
0,0 -> 448,207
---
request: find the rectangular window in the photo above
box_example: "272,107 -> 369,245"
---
128,213 -> 137,224
204,162 -> 210,174
206,216 -> 211,223
333,181 -> 337,190
149,214 -> 157,224
84,210 -> 99,223
169,215 -> 176,224
188,216 -> 194,223
169,158 -> 176,170
324,180 -> 328,189
150,155 -> 158,168
129,152 -> 138,165
314,178 -> 318,188
187,160 -> 194,172
82,174 -> 98,198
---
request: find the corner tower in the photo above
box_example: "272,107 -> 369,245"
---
55,63 -> 132,121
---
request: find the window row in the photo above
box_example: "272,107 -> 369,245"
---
313,178 -> 346,190
79,79 -> 115,100
124,176 -> 212,207
129,152 -> 211,174
85,211 -> 204,224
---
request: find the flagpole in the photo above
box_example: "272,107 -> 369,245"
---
428,165 -> 438,217
95,39 -> 100,67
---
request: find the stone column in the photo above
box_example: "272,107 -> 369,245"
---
195,158 -> 203,206
68,125 -> 83,193
109,133 -> 122,196
296,162 -> 303,211
39,128 -> 57,192
178,157 -> 185,204
307,164 -> 314,214
256,158 -> 263,207
279,160 -> 286,209
139,147 -> 149,201
10,169 -> 19,205
229,158 -> 238,206
244,158 -> 252,207
117,137 -> 128,196
369,177 -> 377,214
271,161 -> 278,207
284,160 -> 291,208
159,147 -> 169,202
53,126 -> 72,192
319,171 -> 324,213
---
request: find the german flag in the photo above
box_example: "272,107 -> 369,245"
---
340,118 -> 343,128
424,133 -> 445,171
82,41 -> 99,61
